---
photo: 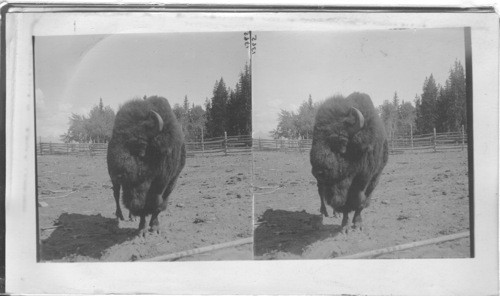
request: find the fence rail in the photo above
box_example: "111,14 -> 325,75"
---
253,128 -> 468,154
37,134 -> 252,157
37,129 -> 468,157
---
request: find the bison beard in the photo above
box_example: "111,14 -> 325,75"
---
107,96 -> 186,237
310,92 -> 388,233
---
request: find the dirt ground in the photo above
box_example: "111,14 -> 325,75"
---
37,149 -> 471,261
253,149 -> 471,259
37,153 -> 253,262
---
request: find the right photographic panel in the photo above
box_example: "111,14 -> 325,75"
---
252,28 -> 472,260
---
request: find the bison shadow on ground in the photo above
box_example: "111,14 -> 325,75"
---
254,209 -> 342,258
40,213 -> 137,261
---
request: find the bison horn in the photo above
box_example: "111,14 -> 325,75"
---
150,111 -> 164,132
351,107 -> 364,130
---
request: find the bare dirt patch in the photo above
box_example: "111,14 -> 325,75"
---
37,153 -> 253,262
253,150 -> 470,259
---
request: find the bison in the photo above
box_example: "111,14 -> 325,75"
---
310,92 -> 388,233
107,96 -> 186,236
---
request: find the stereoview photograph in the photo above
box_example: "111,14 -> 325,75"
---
252,28 -> 471,260
35,32 -> 253,262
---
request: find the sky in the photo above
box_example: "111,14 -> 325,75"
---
35,28 -> 466,142
252,28 -> 466,139
35,32 -> 249,142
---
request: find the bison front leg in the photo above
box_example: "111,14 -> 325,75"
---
317,184 -> 329,217
138,214 -> 148,237
346,176 -> 370,232
149,209 -> 161,234
340,209 -> 350,234
320,197 -> 329,217
112,182 -> 125,221
352,209 -> 363,230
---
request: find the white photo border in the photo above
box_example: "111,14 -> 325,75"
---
5,7 -> 499,295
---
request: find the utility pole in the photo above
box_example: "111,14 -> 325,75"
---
243,31 -> 257,70
244,31 -> 256,138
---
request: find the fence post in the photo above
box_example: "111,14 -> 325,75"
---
224,131 -> 228,156
391,132 -> 394,154
461,125 -> 465,151
410,124 -> 414,152
201,131 -> 205,157
433,128 -> 437,152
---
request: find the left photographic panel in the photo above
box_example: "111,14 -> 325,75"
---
34,33 -> 253,262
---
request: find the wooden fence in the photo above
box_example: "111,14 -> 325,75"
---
37,129 -> 467,157
37,134 -> 253,157
37,142 -> 108,156
185,134 -> 252,157
253,127 -> 468,154
253,138 -> 312,152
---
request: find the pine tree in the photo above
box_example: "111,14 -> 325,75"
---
225,64 -> 252,136
435,85 -> 449,132
183,95 -> 190,115
207,78 -> 228,137
239,63 -> 252,136
173,97 -> 206,141
414,94 -> 423,134
433,60 -> 466,133
226,89 -> 239,136
418,74 -> 438,134
448,60 -> 467,131
204,98 -> 213,138
380,92 -> 415,138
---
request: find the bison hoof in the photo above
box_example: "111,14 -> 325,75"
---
138,228 -> 148,238
116,212 -> 125,221
352,222 -> 363,232
340,226 -> 349,235
320,208 -> 329,217
149,224 -> 161,235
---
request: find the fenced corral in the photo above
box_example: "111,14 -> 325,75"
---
389,128 -> 467,153
253,127 -> 468,154
37,134 -> 253,157
37,129 -> 467,157
38,142 -> 108,156
253,138 -> 312,152
185,135 -> 252,157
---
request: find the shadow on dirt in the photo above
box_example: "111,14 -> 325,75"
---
254,209 -> 341,258
40,213 -> 137,261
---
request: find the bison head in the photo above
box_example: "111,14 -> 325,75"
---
312,95 -> 365,155
310,136 -> 354,208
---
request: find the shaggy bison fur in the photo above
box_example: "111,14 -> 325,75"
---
310,92 -> 388,232
107,96 -> 186,236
